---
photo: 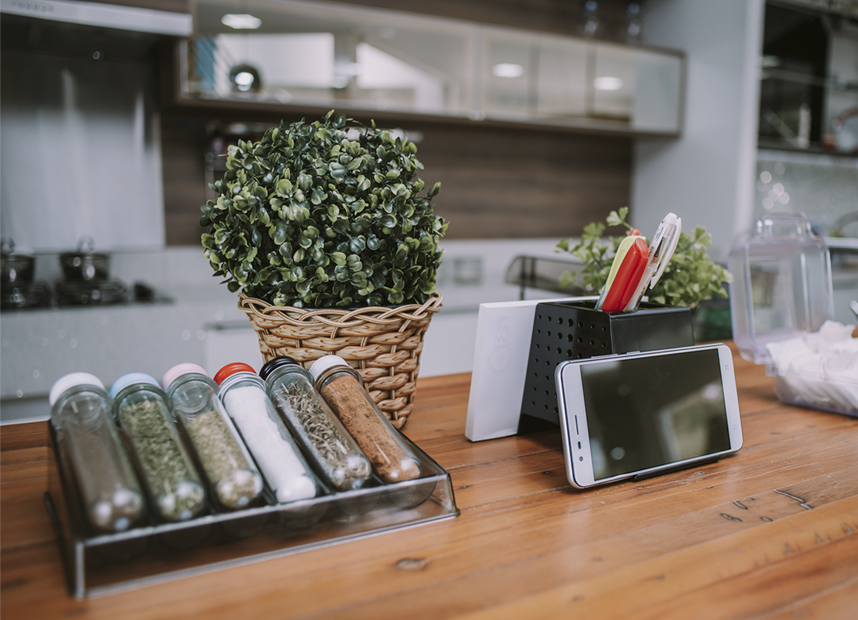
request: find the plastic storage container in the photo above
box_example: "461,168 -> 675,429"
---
214,362 -> 320,503
162,363 -> 263,511
49,373 -> 144,533
729,211 -> 834,366
310,356 -> 422,483
110,373 -> 206,522
260,357 -> 372,492
765,320 -> 858,417
729,212 -> 857,417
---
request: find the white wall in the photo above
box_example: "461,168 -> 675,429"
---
0,50 -> 164,252
632,0 -> 765,261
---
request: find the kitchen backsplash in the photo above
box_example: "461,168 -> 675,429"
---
0,238 -> 566,424
755,149 -> 858,235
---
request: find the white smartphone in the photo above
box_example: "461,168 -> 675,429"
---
555,343 -> 743,489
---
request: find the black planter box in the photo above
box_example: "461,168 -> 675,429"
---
519,300 -> 694,430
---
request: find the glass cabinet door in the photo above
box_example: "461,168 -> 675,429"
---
184,0 -> 683,136
187,0 -> 474,117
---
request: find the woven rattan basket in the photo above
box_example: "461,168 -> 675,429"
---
238,293 -> 443,428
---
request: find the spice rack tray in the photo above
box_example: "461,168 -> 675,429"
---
44,423 -> 459,598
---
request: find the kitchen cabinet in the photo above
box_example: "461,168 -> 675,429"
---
758,0 -> 858,155
176,0 -> 684,137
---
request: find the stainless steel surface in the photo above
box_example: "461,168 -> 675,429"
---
505,255 -> 586,300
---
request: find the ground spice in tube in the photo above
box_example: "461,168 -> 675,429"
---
215,363 -> 318,503
310,356 -> 422,483
49,373 -> 144,533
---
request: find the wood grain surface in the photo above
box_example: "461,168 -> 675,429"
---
2,345 -> 857,619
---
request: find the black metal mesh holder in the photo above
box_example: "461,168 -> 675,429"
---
518,300 -> 695,431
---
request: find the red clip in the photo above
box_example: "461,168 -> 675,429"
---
600,237 -> 649,313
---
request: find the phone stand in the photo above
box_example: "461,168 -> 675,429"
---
518,300 -> 695,432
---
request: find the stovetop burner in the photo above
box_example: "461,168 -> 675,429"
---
54,279 -> 128,306
0,280 -> 52,310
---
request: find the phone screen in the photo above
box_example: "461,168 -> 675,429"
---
579,348 -> 730,480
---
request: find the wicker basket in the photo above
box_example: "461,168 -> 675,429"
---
238,293 -> 443,428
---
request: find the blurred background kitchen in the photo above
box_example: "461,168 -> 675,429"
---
1,0 -> 856,423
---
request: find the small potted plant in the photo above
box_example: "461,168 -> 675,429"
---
201,111 -> 447,427
556,207 -> 732,309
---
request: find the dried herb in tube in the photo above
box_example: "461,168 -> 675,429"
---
260,357 -> 371,492
162,363 -> 263,511
111,373 -> 206,522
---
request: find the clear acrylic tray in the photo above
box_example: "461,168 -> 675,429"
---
771,369 -> 858,418
45,423 -> 459,598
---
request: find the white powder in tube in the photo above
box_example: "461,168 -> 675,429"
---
224,385 -> 317,502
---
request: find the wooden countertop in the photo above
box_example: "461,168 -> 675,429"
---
2,345 -> 858,619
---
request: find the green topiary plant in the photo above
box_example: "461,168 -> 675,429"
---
556,207 -> 732,308
201,111 -> 447,308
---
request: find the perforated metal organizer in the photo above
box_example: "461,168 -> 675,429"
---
519,300 -> 694,430
45,420 -> 458,598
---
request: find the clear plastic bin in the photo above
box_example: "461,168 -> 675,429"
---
729,211 -> 834,365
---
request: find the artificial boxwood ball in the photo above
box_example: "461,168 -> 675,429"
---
202,111 -> 447,308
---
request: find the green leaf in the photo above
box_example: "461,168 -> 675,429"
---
310,187 -> 327,205
347,254 -> 362,272
349,236 -> 366,253
273,222 -> 288,245
605,210 -> 625,227
276,178 -> 293,195
329,162 -> 347,181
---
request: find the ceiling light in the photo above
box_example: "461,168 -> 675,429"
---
594,76 -> 623,91
221,13 -> 262,30
493,63 -> 524,78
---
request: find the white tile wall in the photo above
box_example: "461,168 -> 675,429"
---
0,239 -> 571,424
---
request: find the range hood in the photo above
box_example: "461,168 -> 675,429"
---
0,0 -> 191,36
1,0 -> 192,60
